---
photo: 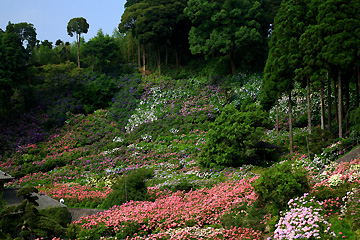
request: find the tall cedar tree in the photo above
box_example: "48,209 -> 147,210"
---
185,0 -> 266,75
67,17 -> 89,68
317,0 -> 360,138
262,0 -> 308,153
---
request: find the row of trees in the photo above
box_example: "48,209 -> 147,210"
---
119,0 -> 282,75
262,0 -> 360,152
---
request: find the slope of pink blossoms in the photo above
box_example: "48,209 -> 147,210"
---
74,177 -> 258,236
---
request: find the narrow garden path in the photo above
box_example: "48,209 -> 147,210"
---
336,145 -> 360,164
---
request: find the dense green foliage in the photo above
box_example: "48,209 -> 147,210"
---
199,103 -> 269,168
103,168 -> 154,208
0,186 -> 70,239
253,161 -> 310,214
185,0 -> 267,74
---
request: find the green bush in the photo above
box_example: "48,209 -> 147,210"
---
115,221 -> 141,239
199,103 -> 269,168
40,207 -> 71,229
103,168 -> 154,208
309,182 -> 354,201
350,106 -> 360,139
308,127 -> 333,154
252,161 -> 310,215
220,201 -> 267,232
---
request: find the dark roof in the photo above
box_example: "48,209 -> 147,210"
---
3,188 -> 67,210
0,170 -> 14,182
251,141 -> 286,149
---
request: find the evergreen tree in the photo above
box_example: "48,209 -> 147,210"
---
67,17 -> 89,68
317,0 -> 360,138
262,0 -> 308,153
185,0 -> 266,75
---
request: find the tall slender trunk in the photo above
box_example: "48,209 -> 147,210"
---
131,37 -> 134,66
327,70 -> 332,132
345,72 -> 350,132
333,74 -> 338,123
276,99 -> 279,135
77,33 -> 81,68
165,45 -> 168,65
338,70 -> 343,138
174,47 -> 179,69
157,45 -> 161,75
320,82 -> 325,130
142,45 -> 146,76
356,67 -> 359,107
138,42 -> 141,68
307,76 -> 312,135
230,43 -> 236,75
289,91 -> 293,154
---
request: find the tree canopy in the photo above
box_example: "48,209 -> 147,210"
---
67,17 -> 89,68
185,0 -> 267,75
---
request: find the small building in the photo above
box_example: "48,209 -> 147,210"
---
0,170 -> 14,191
3,187 -> 67,210
1,170 -> 66,209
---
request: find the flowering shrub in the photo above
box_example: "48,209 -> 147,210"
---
271,193 -> 336,239
311,158 -> 360,190
129,226 -> 263,240
273,205 -> 334,239
72,177 -> 258,238
38,183 -> 112,208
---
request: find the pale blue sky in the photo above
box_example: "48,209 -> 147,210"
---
0,0 -> 126,45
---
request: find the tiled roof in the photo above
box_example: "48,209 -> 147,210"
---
3,188 -> 67,210
0,170 -> 14,181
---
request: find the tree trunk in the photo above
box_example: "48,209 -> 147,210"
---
344,71 -> 350,132
333,73 -> 338,123
276,99 -> 279,135
327,69 -> 332,133
174,47 -> 179,69
338,70 -> 343,138
320,82 -> 325,130
77,33 -> 81,68
356,67 -> 359,107
230,48 -> 236,76
138,42 -> 141,68
157,45 -> 161,76
307,76 -> 312,135
289,91 -> 293,154
165,45 -> 168,65
142,45 -> 146,76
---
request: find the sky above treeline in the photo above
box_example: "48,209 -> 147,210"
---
0,0 -> 125,45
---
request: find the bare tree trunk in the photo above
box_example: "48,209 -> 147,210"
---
131,36 -> 134,66
230,46 -> 236,75
327,70 -> 332,132
138,42 -> 141,68
321,82 -> 325,130
142,45 -> 146,76
338,70 -> 343,138
165,45 -> 168,65
307,76 -> 312,135
174,47 -> 179,69
334,74 -> 338,123
157,45 -> 161,75
289,91 -> 293,154
345,72 -> 350,132
356,67 -> 359,107
276,99 -> 279,135
77,33 -> 81,68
